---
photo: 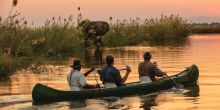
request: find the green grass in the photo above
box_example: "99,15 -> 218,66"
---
104,14 -> 191,46
0,13 -> 84,79
0,54 -> 16,79
0,13 -> 192,79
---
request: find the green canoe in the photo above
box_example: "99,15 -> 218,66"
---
32,64 -> 199,102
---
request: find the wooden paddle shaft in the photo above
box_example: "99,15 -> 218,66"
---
118,68 -> 127,71
165,74 -> 183,89
93,71 -> 99,85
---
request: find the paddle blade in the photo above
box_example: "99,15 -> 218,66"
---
173,83 -> 184,89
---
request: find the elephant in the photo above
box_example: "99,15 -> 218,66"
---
79,19 -> 109,47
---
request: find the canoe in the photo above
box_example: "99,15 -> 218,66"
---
32,64 -> 199,102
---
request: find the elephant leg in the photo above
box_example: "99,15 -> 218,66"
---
97,37 -> 103,46
84,34 -> 89,47
95,36 -> 103,46
84,33 -> 90,40
93,36 -> 98,46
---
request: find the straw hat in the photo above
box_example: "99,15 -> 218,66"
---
70,60 -> 83,69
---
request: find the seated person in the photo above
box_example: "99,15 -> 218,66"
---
138,52 -> 166,83
67,60 -> 99,91
99,55 -> 131,88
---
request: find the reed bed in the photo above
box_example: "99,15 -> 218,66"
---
0,13 -> 191,79
104,14 -> 191,46
0,13 -> 83,79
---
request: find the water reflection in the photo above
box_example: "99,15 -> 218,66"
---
0,100 -> 31,108
147,38 -> 188,47
68,100 -> 87,109
139,94 -> 158,110
0,34 -> 220,109
83,47 -> 104,67
150,84 -> 200,110
94,47 -> 103,65
184,84 -> 200,97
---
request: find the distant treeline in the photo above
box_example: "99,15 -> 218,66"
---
192,23 -> 220,33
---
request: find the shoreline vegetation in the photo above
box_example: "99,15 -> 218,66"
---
1,12 -> 220,79
192,23 -> 220,33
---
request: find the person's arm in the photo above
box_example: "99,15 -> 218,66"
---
79,74 -> 100,89
97,69 -> 103,81
121,65 -> 131,84
84,67 -> 95,77
138,62 -> 143,76
152,63 -> 166,77
97,69 -> 101,76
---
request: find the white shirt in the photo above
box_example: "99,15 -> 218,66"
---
139,76 -> 152,83
67,70 -> 87,91
105,83 -> 117,88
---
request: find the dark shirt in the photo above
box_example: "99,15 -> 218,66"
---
138,61 -> 165,81
100,66 -> 122,87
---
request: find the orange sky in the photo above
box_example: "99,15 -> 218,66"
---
0,0 -> 220,25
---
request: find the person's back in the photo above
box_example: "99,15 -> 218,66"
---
100,55 -> 131,88
67,60 -> 99,91
67,70 -> 86,91
100,65 -> 122,87
138,52 -> 166,83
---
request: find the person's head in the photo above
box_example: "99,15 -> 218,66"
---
143,52 -> 152,61
106,55 -> 114,66
70,60 -> 83,70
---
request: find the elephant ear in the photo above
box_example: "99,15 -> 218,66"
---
77,21 -> 83,27
78,19 -> 90,27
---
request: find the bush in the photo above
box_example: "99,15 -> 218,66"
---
0,13 -> 192,78
0,54 -> 16,79
103,14 -> 191,46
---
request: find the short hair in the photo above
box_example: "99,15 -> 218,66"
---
143,52 -> 151,61
106,55 -> 114,66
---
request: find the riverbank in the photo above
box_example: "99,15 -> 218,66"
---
192,23 -> 220,33
0,13 -> 212,79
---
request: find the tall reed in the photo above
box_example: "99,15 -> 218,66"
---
0,13 -> 192,79
0,13 -> 83,79
103,14 -> 191,46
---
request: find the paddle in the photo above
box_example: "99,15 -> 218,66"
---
165,74 -> 184,89
93,70 -> 100,88
93,69 -> 103,97
96,67 -> 127,72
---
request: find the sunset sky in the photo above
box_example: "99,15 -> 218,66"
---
1,0 -> 220,25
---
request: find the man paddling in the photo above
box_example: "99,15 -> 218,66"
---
138,52 -> 167,83
99,55 -> 131,88
67,60 -> 100,91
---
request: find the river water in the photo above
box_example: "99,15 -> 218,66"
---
0,34 -> 220,110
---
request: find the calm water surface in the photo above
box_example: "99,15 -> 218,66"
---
0,34 -> 220,110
